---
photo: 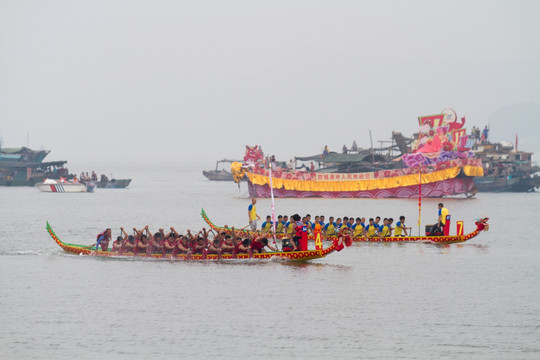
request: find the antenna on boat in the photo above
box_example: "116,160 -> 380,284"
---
369,130 -> 374,163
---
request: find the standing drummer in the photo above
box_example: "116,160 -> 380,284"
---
433,203 -> 450,235
248,198 -> 260,231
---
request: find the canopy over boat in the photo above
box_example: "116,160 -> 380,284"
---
296,152 -> 388,164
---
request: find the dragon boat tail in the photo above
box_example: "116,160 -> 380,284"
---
201,209 -> 489,245
46,222 -> 343,261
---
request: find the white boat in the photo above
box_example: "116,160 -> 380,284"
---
35,179 -> 88,193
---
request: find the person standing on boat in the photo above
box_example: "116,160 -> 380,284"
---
248,198 -> 260,231
433,203 -> 450,235
291,214 -> 303,249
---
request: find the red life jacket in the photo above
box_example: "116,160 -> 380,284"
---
295,223 -> 303,237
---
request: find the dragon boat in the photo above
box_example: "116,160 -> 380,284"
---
201,209 -> 489,245
46,222 -> 343,261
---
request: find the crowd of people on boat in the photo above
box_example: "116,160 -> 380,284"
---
79,171 -> 98,182
470,125 -> 489,143
250,198 -> 450,241
78,171 -> 111,183
92,201 -> 449,255
93,225 -> 281,256
258,213 -> 413,240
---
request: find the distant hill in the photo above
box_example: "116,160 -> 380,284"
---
487,103 -> 540,160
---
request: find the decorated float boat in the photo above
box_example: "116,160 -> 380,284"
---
231,109 -> 484,198
201,209 -> 489,245
46,222 -> 344,261
36,179 -> 88,193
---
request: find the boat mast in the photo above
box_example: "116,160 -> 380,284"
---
369,130 -> 374,163
418,167 -> 422,236
268,157 -> 278,249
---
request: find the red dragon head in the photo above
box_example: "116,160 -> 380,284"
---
244,145 -> 264,167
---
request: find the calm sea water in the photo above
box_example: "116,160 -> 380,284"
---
1,162 -> 539,360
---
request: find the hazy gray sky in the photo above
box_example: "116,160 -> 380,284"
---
1,0 -> 539,165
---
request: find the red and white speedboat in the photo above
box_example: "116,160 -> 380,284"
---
35,179 -> 88,193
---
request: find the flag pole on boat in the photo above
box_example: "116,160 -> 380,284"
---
269,156 -> 278,250
418,166 -> 422,236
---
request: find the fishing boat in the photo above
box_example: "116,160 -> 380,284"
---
472,139 -> 540,192
231,109 -> 484,198
203,159 -> 244,181
46,222 -> 344,261
201,209 -> 489,244
0,146 -> 70,186
97,178 -> 131,188
36,179 -> 88,193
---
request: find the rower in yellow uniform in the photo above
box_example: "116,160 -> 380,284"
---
324,216 -> 337,237
364,218 -> 379,240
379,218 -> 391,238
286,216 -> 295,236
352,217 -> 364,238
394,216 -> 412,236
261,216 -> 273,234
275,215 -> 284,234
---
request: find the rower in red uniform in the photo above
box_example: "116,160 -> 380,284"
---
163,233 -> 176,254
221,235 -> 235,254
111,236 -> 123,253
235,238 -> 251,254
174,236 -> 191,255
191,229 -> 208,254
149,231 -> 163,254
207,238 -> 222,254
136,234 -> 149,255
251,233 -> 277,253
123,234 -> 136,253
191,237 -> 205,254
